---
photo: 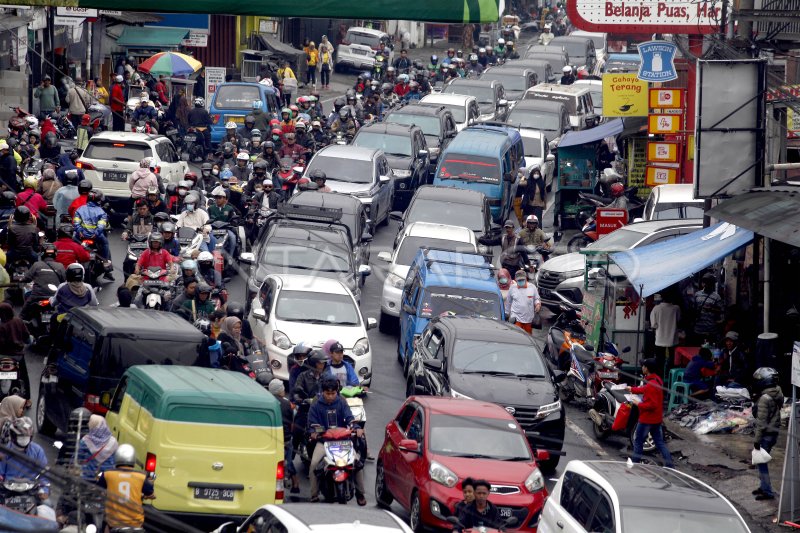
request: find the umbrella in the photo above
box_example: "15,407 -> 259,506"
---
138,52 -> 202,77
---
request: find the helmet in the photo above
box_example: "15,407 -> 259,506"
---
0,190 -> 16,207
222,142 -> 235,156
339,107 -> 350,121
253,160 -> 268,173
251,128 -> 262,138
25,115 -> 38,129
753,367 -> 779,391
201,162 -> 213,173
197,250 -> 214,264
469,54 -> 478,62
296,121 -> 306,130
236,152 -> 249,162
114,444 -> 136,468
497,38 -> 505,45
212,186 -> 228,199
78,179 -> 93,194
177,180 -> 191,196
44,132 -> 58,149
507,40 -> 514,47
148,232 -> 164,249
281,107 -> 291,117
66,263 -> 85,283
255,373 -> 274,388
245,115 -> 256,126
13,206 -> 31,223
399,74 -> 410,83
285,132 -> 296,141
154,212 -> 169,224
431,54 -> 438,63
194,97 -> 204,107
269,118 -> 281,129
382,82 -> 393,94
184,171 -> 198,184
308,350 -> 328,367
161,221 -> 176,234
409,81 -> 420,90
184,192 -> 200,206
291,342 -> 314,357
562,65 -> 572,73
197,282 -> 212,294
23,175 -> 38,190
479,47 -> 486,53
181,259 -> 198,272
10,417 -> 34,448
610,182 -> 624,197
311,169 -> 326,182
271,128 -> 283,138
42,243 -> 57,259
58,223 -> 74,239
447,47 -> 455,55
333,97 -> 346,112
226,301 -> 245,321
456,49 -> 463,57
225,121 -> 237,130
87,190 -> 102,204
63,169 -> 79,186
525,214 -> 539,225
289,104 -> 299,115
146,185 -> 159,196
345,88 -> 356,99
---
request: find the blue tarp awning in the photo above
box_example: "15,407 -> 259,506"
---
558,119 -> 624,149
609,222 -> 753,297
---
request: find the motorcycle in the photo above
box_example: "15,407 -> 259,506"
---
176,226 -> 205,260
0,474 -> 54,519
341,385 -> 368,430
310,426 -> 363,504
139,266 -> 171,310
559,341 -> 628,405
50,110 -> 76,140
6,259 -> 33,305
122,233 -> 149,281
589,381 -> 662,453
80,238 -> 111,287
23,284 -> 58,351
183,127 -> 206,162
373,54 -> 386,80
0,355 -> 27,400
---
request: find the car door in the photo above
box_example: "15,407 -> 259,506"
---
425,328 -> 447,395
400,276 -> 422,359
54,318 -> 97,414
549,471 -> 605,532
383,403 -> 418,508
469,101 -> 480,125
413,132 -> 427,186
377,156 -> 393,221
399,405 -> 427,506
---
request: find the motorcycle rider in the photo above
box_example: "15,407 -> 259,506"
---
538,24 -> 554,45
68,179 -> 93,220
20,244 -> 65,321
324,341 -> 362,388
279,132 -> 308,162
131,232 -> 176,279
196,250 -> 223,290
262,178 -> 283,208
181,281 -> 216,321
16,176 -> 48,217
404,81 -> 422,102
145,185 -> 167,216
295,121 -> 316,153
606,182 -> 629,216
231,151 -> 251,183
518,214 -> 551,249
175,192 -> 215,252
223,121 -> 244,149
499,220 -> 531,274
394,74 -> 411,98
73,190 -> 113,279
260,141 -> 282,174
238,114 -> 257,141
330,107 -> 358,138
96,444 -> 155,531
53,224 -> 90,269
122,198 -> 155,241
363,93 -> 384,121
504,269 -> 541,333
505,41 -> 520,60
160,221 -> 180,258
51,263 -> 99,314
131,95 -> 157,123
249,100 -> 271,133
307,378 -> 367,505
560,65 -> 576,85
53,169 -> 80,222
477,47 -> 488,67
456,479 -> 501,531
310,121 -> 327,146
4,206 -> 40,265
199,162 -> 216,191
0,418 -> 52,516
187,97 -> 212,155
208,186 -> 239,259
428,54 -> 440,73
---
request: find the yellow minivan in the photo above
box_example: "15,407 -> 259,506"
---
105,365 -> 284,524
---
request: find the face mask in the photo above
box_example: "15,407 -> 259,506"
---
516,279 -> 525,287
533,173 -> 541,179
273,136 -> 280,142
178,190 -> 187,197
15,436 -> 30,447
212,169 -> 219,176
186,204 -> 195,212
499,278 -> 508,285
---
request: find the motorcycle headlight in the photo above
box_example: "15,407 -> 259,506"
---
272,330 -> 292,350
429,460 -> 458,488
535,400 -> 561,420
4,480 -> 34,491
393,169 -> 412,178
450,388 -> 473,400
386,272 -> 404,289
524,467 -> 544,492
352,337 -> 369,357
603,359 -> 617,369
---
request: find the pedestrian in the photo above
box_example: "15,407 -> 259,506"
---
752,367 -> 783,501
77,414 -> 119,481
319,45 -> 334,90
306,41 -> 319,90
65,78 -> 92,132
693,273 -> 724,344
504,269 -> 541,333
110,75 -> 126,132
278,61 -> 297,107
719,331 -> 750,387
627,358 -> 674,468
33,75 -> 59,118
521,166 -> 546,223
649,292 -> 681,373
194,70 -> 206,99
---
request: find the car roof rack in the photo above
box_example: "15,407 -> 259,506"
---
276,203 -> 343,224
420,247 -> 496,270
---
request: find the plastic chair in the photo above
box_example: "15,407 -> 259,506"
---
667,367 -> 685,391
668,381 -> 691,412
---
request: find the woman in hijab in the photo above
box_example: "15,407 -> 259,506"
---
217,316 -> 251,375
38,167 -> 62,202
51,263 -> 99,315
77,414 -> 118,480
0,305 -> 32,402
521,165 -> 547,224
0,395 -> 26,445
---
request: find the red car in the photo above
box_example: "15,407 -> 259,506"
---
376,396 -> 548,532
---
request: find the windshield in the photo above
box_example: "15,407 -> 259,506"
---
346,31 -> 382,48
444,84 -> 495,106
84,141 -> 152,162
97,338 -> 201,380
521,136 -> 543,158
396,237 -> 475,266
276,290 -> 360,325
406,199 -> 484,232
589,89 -> 602,111
385,113 -> 441,139
260,243 -> 351,273
419,288 -> 500,319
440,104 -> 466,123
354,131 -> 412,157
306,156 -> 373,184
437,154 -> 500,184
557,42 -> 587,60
214,85 -> 261,110
429,414 -> 531,460
652,203 -> 705,220
482,73 -> 527,91
524,92 -> 577,113
621,508 -> 748,533
453,339 -> 547,375
508,110 -> 562,132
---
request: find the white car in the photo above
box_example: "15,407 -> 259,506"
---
377,221 -> 478,332
420,93 -> 481,131
335,27 -> 393,72
519,127 -> 556,188
573,79 -> 603,116
77,131 -> 188,209
247,274 -> 376,384
639,183 -> 706,221
539,460 -> 750,533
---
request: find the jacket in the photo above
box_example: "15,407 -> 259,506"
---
66,85 -> 91,115
54,237 -> 91,268
293,368 -> 324,402
630,373 -> 665,425
51,282 -> 99,314
754,386 -> 784,442
128,168 -> 158,199
16,189 -> 48,215
176,208 -> 210,233
307,394 -> 354,432
324,361 -> 359,388
74,202 -> 108,237
23,259 -> 65,298
0,443 -> 49,495
6,223 -> 38,255
68,194 -> 88,220
125,212 -> 155,235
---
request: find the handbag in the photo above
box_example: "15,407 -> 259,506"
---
532,312 -> 542,330
611,402 -> 632,431
752,447 -> 772,465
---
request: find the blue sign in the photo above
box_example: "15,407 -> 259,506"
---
637,41 -> 678,83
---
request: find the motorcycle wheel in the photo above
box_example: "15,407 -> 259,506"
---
567,234 -> 593,253
335,480 -> 347,504
559,378 -> 575,403
592,403 -> 611,441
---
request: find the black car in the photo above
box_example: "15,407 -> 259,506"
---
37,308 -> 207,435
391,185 -> 501,249
383,104 -> 458,176
406,316 -> 566,473
352,122 -> 430,209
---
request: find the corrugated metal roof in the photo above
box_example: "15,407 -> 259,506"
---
103,11 -> 163,24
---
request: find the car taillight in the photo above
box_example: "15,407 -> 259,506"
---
212,114 -> 221,124
275,460 -> 284,501
76,161 -> 95,171
83,394 -> 108,414
145,452 -> 157,473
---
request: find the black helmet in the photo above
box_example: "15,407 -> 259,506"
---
58,223 -> 74,239
245,115 -> 256,126
255,372 -> 273,387
291,342 -> 313,357
339,107 -> 350,121
66,263 -> 85,282
154,211 -> 170,223
381,82 -> 393,94
78,179 -> 93,195
753,367 -> 779,392
148,231 -> 164,249
308,350 -> 328,367
42,243 -> 57,259
226,302 -> 245,321
264,141 -> 275,150
63,169 -> 79,186
44,132 -> 58,149
13,206 -> 31,223
69,151 -> 80,163
196,282 -> 212,294
333,97 -> 346,112
345,88 -> 356,99
166,183 -> 177,196
87,190 -> 102,204
311,169 -> 326,182
253,160 -> 268,173
0,190 -> 16,207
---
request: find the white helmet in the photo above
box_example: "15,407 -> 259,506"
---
197,251 -> 214,263
225,121 -> 238,130
236,152 -> 249,161
194,97 -> 205,107
563,66 -> 573,73
525,214 -> 539,225
25,116 -> 38,129
497,38 -> 505,45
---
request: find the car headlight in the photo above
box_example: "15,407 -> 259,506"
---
535,400 -> 561,420
429,460 -> 458,488
393,169 -> 412,178
524,467 -> 545,492
386,272 -> 404,289
352,337 -> 369,356
272,330 -> 292,350
450,388 -> 473,400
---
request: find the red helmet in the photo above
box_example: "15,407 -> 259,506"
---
610,182 -> 625,197
289,104 -> 299,114
184,171 -> 198,184
269,118 -> 280,128
271,128 -> 283,137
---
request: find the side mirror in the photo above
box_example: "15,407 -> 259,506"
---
358,264 -> 372,277
418,149 -> 429,159
389,211 -> 403,222
622,346 -> 631,353
252,308 -> 267,322
398,438 -> 421,454
377,251 -> 392,262
239,252 -> 255,264
379,175 -> 391,185
553,370 -> 567,383
423,359 -> 444,372
361,232 -> 373,243
366,317 -> 378,330
546,153 -> 556,162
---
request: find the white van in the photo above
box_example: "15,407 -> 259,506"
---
523,83 -> 598,130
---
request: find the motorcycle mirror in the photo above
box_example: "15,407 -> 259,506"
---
53,441 -> 63,450
86,526 -> 97,533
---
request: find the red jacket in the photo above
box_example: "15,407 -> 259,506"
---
16,189 -> 48,214
631,374 -> 664,425
68,195 -> 88,220
54,237 -> 91,269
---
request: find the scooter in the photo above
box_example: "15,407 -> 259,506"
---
310,426 -> 363,504
176,226 -> 204,260
559,341 -> 628,405
122,233 -> 149,281
589,381 -> 663,453
183,127 -> 206,162
341,385 -> 368,430
0,474 -> 55,520
79,237 -> 111,287
544,306 -> 587,372
139,266 -> 171,310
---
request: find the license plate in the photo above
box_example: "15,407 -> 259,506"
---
193,487 -> 236,501
103,171 -> 127,182
184,134 -> 197,142
225,115 -> 245,124
165,129 -> 178,136
499,507 -> 513,518
597,371 -> 619,379
539,288 -> 552,298
353,49 -> 369,56
0,372 -> 17,380
41,313 -> 52,323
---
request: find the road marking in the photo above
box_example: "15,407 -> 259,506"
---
566,418 -> 609,457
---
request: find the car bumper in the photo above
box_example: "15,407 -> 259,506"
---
381,279 -> 403,317
523,410 -> 566,456
337,55 -> 376,70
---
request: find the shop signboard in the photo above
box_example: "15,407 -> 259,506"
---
56,6 -> 97,16
645,165 -> 679,186
596,208 -> 628,236
566,0 -> 721,34
54,15 -> 84,26
649,88 -> 683,109
647,141 -> 680,164
637,41 -> 678,83
648,113 -> 681,134
205,67 -> 226,109
602,74 -> 648,117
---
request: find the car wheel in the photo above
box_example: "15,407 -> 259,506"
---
538,454 -> 561,475
409,491 -> 424,532
36,390 -> 57,437
375,461 -> 394,508
379,312 -> 398,334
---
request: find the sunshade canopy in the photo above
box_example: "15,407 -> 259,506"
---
558,119 -> 624,149
609,222 -> 753,297
706,188 -> 800,248
117,27 -> 190,48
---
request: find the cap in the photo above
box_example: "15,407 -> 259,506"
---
329,342 -> 344,354
0,142 -> 8,151
115,75 -> 123,82
43,75 -> 52,81
503,220 -> 515,228
725,331 -> 739,341
263,178 -> 275,187
268,378 -> 285,395
515,269 -> 527,280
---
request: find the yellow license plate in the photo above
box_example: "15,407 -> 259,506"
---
225,115 -> 245,124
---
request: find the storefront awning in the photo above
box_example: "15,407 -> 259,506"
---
558,118 -> 624,149
610,222 -> 753,297
706,188 -> 800,248
116,27 -> 189,48
256,34 -> 305,64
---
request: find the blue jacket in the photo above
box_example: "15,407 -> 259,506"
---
74,202 -> 108,237
0,443 -> 49,495
307,394 -> 354,432
324,361 -> 359,387
132,106 -> 157,122
55,155 -> 84,183
52,281 -> 99,314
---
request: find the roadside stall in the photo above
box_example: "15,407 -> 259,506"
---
554,118 -> 623,228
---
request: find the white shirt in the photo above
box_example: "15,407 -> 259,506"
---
504,282 -> 541,324
650,302 -> 681,347
176,208 -> 210,233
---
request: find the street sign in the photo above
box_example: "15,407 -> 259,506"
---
647,141 -> 680,164
602,74 -> 648,117
645,165 -> 679,186
648,114 -> 681,134
596,208 -> 629,236
54,16 -> 85,27
205,67 -> 226,109
56,6 -> 98,17
637,41 -> 679,83
566,0 -> 721,34
182,30 -> 209,48
649,88 -> 683,109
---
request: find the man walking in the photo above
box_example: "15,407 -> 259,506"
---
110,75 -> 126,132
752,367 -> 783,501
649,292 -> 680,373
65,78 -> 92,131
628,358 -> 674,468
504,269 -> 541,333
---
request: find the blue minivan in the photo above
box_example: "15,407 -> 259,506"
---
397,248 -> 504,375
432,124 -> 525,223
209,82 -> 280,145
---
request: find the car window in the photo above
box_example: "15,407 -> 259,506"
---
406,408 -> 424,443
396,404 -> 416,431
561,472 -> 601,527
109,376 -> 127,413
588,491 -> 614,533
245,509 -> 288,533
214,85 -> 261,110
83,140 -> 152,162
426,330 -> 444,358
641,231 -> 681,246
